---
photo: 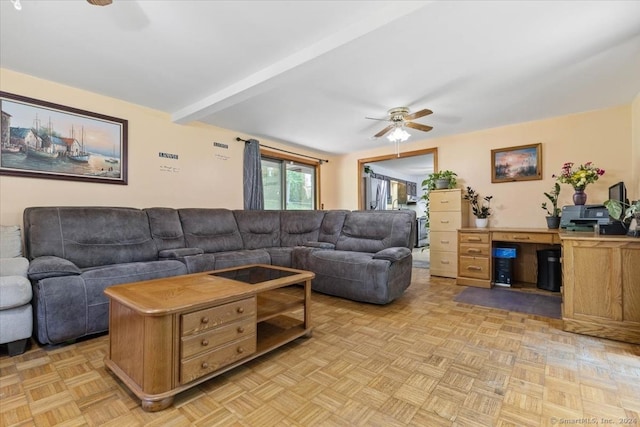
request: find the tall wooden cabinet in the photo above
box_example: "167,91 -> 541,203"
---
429,189 -> 468,278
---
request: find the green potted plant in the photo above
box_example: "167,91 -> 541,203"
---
464,186 -> 493,228
422,170 -> 457,191
604,199 -> 640,237
541,182 -> 561,229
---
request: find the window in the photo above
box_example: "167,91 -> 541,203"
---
261,156 -> 317,210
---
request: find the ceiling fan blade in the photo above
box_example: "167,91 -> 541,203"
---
405,122 -> 433,132
404,109 -> 433,121
374,125 -> 394,138
365,116 -> 390,122
87,0 -> 113,5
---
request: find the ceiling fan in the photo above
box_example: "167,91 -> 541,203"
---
366,107 -> 433,139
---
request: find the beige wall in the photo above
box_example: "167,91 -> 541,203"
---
335,105 -> 634,228
633,92 -> 640,200
1,68 -> 634,230
0,69 -> 339,227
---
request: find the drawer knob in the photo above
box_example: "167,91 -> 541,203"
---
201,317 -> 209,324
440,200 -> 449,203
201,339 -> 209,347
468,266 -> 482,271
441,220 -> 449,223
513,236 -> 530,240
441,260 -> 450,264
201,362 -> 209,369
237,307 -> 245,314
440,240 -> 449,244
237,326 -> 245,333
468,248 -> 481,253
237,347 -> 245,354
468,237 -> 481,242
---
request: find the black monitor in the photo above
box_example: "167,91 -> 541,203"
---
608,181 -> 628,205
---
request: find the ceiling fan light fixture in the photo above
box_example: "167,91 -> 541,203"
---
11,0 -> 22,11
386,126 -> 410,143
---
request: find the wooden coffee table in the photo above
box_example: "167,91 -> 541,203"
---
104,264 -> 314,411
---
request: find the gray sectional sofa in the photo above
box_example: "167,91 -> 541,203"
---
23,207 -> 416,345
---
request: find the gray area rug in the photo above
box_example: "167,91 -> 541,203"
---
454,286 -> 561,319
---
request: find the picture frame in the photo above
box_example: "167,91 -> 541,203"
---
491,143 -> 542,183
1,91 -> 128,185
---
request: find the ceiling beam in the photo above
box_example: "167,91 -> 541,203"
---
171,1 -> 431,124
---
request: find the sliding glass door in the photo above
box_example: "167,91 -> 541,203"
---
261,157 -> 316,210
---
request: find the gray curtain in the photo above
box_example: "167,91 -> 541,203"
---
243,139 -> 264,210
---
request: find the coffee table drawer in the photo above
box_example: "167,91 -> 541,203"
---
181,335 -> 256,384
181,318 -> 256,359
182,297 -> 256,336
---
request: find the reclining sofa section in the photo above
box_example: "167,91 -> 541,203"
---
23,207 -> 416,345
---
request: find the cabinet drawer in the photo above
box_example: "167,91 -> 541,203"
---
491,231 -> 555,244
182,297 -> 256,336
430,231 -> 458,252
430,211 -> 462,231
430,251 -> 458,277
459,243 -> 490,257
459,232 -> 489,244
181,318 -> 256,359
430,190 -> 462,212
180,335 -> 256,384
459,256 -> 490,280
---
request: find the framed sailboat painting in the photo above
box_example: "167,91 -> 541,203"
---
0,91 -> 128,185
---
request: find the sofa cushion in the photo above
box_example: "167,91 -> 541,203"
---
318,210 -> 348,244
280,211 -> 325,247
0,275 -> 32,309
24,207 -> 158,268
0,257 -> 29,277
145,207 -> 186,251
234,210 -> 281,249
179,209 -> 244,253
336,211 -> 413,253
213,250 -> 270,270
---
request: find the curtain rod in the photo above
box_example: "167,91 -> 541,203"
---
236,137 -> 329,164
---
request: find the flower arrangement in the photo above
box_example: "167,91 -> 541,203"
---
554,162 -> 605,190
464,186 -> 493,218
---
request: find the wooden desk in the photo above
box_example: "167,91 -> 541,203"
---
457,228 -> 560,288
560,232 -> 640,344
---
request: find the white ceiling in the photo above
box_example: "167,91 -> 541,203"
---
2,1 -> 639,157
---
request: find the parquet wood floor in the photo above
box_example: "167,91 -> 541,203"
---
1,268 -> 639,426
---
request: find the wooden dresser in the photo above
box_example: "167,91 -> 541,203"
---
429,189 -> 469,278
560,232 -> 640,344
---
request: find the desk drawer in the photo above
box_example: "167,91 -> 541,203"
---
459,256 -> 490,280
459,232 -> 489,244
491,231 -> 555,244
460,243 -> 490,257
182,297 -> 256,336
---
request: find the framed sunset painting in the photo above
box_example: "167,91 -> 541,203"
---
491,143 -> 542,183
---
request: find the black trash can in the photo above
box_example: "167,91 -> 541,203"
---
537,249 -> 562,292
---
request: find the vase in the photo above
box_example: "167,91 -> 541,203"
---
475,217 -> 488,228
573,189 -> 587,205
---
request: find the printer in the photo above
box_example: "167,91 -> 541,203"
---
560,205 -> 610,231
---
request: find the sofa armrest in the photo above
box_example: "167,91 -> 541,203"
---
28,256 -> 82,281
158,247 -> 204,258
372,247 -> 411,262
304,241 -> 336,249
0,257 -> 29,277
